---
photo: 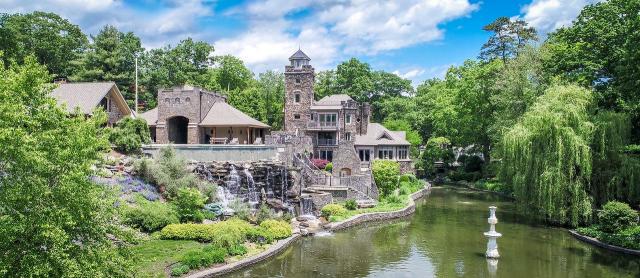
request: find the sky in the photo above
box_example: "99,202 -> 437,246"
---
0,0 -> 601,86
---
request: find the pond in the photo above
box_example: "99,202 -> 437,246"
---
226,186 -> 640,278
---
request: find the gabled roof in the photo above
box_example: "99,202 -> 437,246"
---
289,49 -> 310,61
139,107 -> 158,126
315,94 -> 353,106
355,123 -> 411,146
200,101 -> 270,128
51,82 -> 131,115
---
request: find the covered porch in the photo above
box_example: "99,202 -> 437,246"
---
199,125 -> 269,145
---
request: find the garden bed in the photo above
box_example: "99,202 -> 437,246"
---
569,230 -> 640,256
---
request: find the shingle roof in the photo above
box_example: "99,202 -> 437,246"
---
199,101 -> 270,128
51,82 -> 118,114
139,107 -> 158,126
289,49 -> 310,61
315,94 -> 353,106
355,123 -> 411,146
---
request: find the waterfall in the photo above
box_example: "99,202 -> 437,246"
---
281,168 -> 288,202
300,195 -> 314,216
244,168 -> 259,204
226,165 -> 241,195
266,168 -> 274,198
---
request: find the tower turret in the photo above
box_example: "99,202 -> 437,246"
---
284,49 -> 314,133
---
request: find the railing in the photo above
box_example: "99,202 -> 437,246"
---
317,138 -> 337,146
307,121 -> 338,129
360,161 -> 371,169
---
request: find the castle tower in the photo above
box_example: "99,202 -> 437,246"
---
284,49 -> 314,133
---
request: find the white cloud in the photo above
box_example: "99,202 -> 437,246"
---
216,0 -> 478,74
522,0 -> 603,34
393,69 -> 425,80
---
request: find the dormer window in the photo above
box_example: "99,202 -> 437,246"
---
294,93 -> 301,103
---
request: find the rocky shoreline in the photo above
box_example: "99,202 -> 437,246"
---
569,230 -> 640,256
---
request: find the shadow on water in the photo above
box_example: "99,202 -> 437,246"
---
226,186 -> 640,278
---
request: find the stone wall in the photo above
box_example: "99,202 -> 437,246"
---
399,160 -> 414,174
107,92 -> 125,125
332,140 -> 362,177
283,65 -> 314,133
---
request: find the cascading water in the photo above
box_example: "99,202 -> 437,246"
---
300,195 -> 314,216
244,168 -> 259,205
226,165 -> 241,195
281,168 -> 288,202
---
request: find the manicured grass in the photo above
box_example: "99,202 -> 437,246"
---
131,240 -> 207,278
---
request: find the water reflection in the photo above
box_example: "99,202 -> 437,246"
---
227,187 -> 640,278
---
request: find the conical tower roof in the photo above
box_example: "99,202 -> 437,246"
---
289,49 -> 310,61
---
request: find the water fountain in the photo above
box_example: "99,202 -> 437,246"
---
484,206 -> 502,258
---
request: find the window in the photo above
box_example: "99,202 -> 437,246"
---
294,93 -> 300,103
378,149 -> 394,160
319,113 -> 337,126
294,114 -> 301,119
398,146 -> 408,160
345,132 -> 351,141
359,149 -> 371,161
319,150 -> 333,161
346,114 -> 352,124
295,78 -> 301,84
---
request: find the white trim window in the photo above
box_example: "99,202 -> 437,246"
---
398,146 -> 408,160
378,147 -> 394,160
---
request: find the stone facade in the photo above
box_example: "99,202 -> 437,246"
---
399,160 -> 414,174
284,64 -> 315,134
106,92 -> 126,125
155,87 -> 226,144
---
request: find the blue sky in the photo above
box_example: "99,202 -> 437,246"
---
1,0 -> 600,86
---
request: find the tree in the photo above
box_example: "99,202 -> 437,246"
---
142,38 -> 214,107
73,25 -> 144,108
500,85 -> 594,227
257,71 -> 285,130
370,71 -> 413,122
545,0 -> 640,141
480,17 -> 537,62
382,119 -> 422,157
0,11 -> 88,78
314,70 -> 338,100
335,58 -> 374,103
0,57 -> 129,276
209,55 -> 254,92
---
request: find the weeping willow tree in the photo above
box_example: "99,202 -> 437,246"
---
591,112 -> 640,207
500,85 -> 594,227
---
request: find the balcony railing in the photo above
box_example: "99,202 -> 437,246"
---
317,138 -> 337,146
307,121 -> 338,130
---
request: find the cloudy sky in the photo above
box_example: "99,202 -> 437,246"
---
0,0 -> 601,85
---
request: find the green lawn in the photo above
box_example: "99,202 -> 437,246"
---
329,194 -> 414,222
131,240 -> 206,278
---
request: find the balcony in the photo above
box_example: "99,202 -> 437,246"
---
317,138 -> 337,146
307,120 -> 338,130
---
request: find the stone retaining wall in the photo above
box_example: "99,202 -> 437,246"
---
569,230 -> 640,256
327,182 -> 431,231
186,234 -> 303,278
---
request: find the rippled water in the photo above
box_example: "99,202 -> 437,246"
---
226,187 -> 640,278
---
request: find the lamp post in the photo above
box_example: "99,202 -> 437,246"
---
134,54 -> 139,114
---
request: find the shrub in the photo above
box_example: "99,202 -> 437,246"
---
372,160 -> 401,197
448,170 -> 481,182
246,227 -> 274,244
170,264 -> 190,277
398,174 -> 417,183
229,199 -> 251,222
384,194 -> 404,205
344,199 -> 357,210
158,218 -> 253,247
420,137 -> 454,176
180,246 -> 225,270
311,159 -> 329,169
577,226 -> 640,250
463,155 -> 484,172
321,204 -> 347,218
324,162 -> 333,172
134,147 -> 204,199
597,201 -> 639,233
122,199 -> 179,233
226,244 -> 248,256
109,117 -> 151,154
256,204 -> 277,224
260,219 -> 292,239
175,188 -> 207,223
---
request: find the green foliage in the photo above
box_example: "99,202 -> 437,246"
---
500,85 -> 595,227
246,227 -> 275,244
171,263 -> 190,277
158,219 -> 253,248
109,116 -> 151,154
122,197 -> 179,233
321,204 -> 348,218
0,11 -> 88,78
134,147 -> 204,199
324,162 -> 333,172
448,170 -> 482,182
255,203 -> 277,224
344,199 -> 358,210
0,57 -> 129,276
229,199 -> 251,222
209,55 -> 254,92
180,245 -> 226,270
420,137 -> 453,176
372,160 -> 401,197
474,180 -> 511,194
175,188 -> 207,223
577,226 -> 640,250
226,244 -> 248,256
480,16 -> 538,62
259,219 -> 292,239
384,194 -> 404,205
463,155 -> 484,172
382,119 -> 422,157
597,201 -> 639,233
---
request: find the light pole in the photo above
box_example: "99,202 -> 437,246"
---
134,54 -> 139,114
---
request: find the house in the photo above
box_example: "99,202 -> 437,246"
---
50,82 -> 132,126
283,49 -> 413,174
139,86 -> 270,144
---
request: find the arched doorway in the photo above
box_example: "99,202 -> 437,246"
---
167,116 -> 189,144
340,168 -> 352,177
